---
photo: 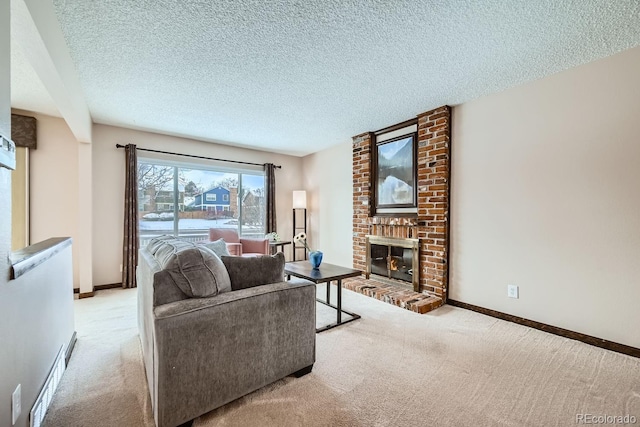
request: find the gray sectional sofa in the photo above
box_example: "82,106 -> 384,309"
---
137,236 -> 316,427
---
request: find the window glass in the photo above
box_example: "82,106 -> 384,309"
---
138,159 -> 266,247
239,173 -> 266,238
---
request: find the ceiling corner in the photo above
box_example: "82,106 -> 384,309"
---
12,0 -> 92,142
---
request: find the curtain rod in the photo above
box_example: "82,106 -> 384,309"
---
115,144 -> 281,169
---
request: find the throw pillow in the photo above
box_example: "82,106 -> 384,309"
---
199,238 -> 231,257
151,238 -> 232,297
146,235 -> 178,255
165,247 -> 232,297
221,252 -> 285,291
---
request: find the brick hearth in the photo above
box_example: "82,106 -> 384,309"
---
352,106 -> 451,314
343,277 -> 443,314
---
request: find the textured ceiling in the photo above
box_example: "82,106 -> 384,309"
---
18,1 -> 640,156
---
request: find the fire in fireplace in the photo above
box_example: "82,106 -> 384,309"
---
366,235 -> 419,292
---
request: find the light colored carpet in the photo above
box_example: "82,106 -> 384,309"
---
43,286 -> 640,427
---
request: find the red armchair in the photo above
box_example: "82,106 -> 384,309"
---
208,228 -> 269,257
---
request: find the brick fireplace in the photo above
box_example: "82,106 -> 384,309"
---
351,106 -> 451,312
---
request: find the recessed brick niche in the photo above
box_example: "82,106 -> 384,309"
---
352,106 -> 451,312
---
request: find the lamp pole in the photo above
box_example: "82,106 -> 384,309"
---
292,191 -> 307,261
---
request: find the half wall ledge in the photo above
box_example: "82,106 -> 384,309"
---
10,237 -> 73,279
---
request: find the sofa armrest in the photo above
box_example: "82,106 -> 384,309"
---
152,281 -> 316,427
240,237 -> 269,254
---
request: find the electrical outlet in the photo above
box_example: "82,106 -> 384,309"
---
119,264 -> 123,272
12,384 -> 21,425
507,284 -> 519,299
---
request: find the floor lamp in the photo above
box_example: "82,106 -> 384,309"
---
292,190 -> 307,261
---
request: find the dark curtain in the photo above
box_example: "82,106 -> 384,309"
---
122,144 -> 139,288
265,163 -> 277,233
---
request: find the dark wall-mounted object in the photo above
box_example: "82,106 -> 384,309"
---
11,114 -> 37,149
371,118 -> 418,216
0,133 -> 16,170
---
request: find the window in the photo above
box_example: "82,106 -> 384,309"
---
138,158 -> 266,247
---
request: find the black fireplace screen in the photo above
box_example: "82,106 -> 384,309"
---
370,243 -> 414,283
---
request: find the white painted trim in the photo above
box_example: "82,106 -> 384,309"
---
376,125 -> 417,143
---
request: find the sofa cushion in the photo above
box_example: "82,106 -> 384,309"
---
148,236 -> 231,298
199,238 -> 231,257
221,252 -> 285,291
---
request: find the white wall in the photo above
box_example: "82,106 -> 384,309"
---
0,1 -> 14,423
450,45 -> 640,348
77,142 -> 92,293
302,141 -> 353,268
92,124 -> 304,286
1,245 -> 75,427
2,9 -> 75,427
26,112 -> 81,287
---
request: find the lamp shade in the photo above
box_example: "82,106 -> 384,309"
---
292,190 -> 307,209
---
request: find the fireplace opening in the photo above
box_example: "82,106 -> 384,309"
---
366,235 -> 419,292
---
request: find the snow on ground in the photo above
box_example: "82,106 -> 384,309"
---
139,218 -> 236,231
139,218 -> 263,235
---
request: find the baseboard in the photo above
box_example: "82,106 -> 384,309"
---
93,282 -> 122,291
447,299 -> 640,359
65,331 -> 77,366
76,283 -> 121,299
